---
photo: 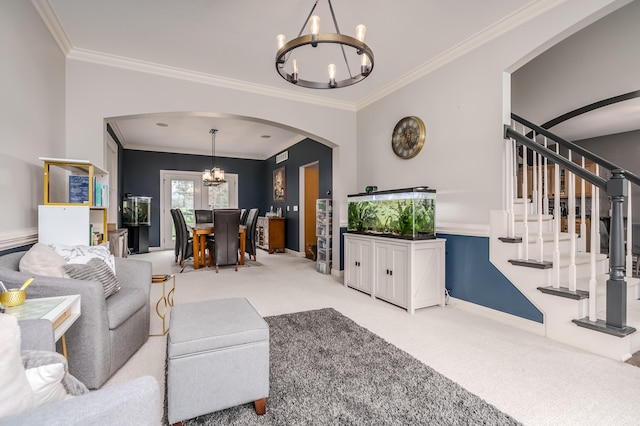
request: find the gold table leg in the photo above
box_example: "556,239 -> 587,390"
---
150,275 -> 176,337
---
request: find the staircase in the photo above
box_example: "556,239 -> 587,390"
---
493,115 -> 640,361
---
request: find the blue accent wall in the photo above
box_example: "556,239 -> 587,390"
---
263,139 -> 333,251
438,233 -> 543,323
121,138 -> 331,249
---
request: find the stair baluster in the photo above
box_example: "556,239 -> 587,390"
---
626,180 -> 633,277
522,143 -> 529,261
568,150 -> 577,292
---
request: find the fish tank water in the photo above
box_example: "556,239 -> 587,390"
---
122,196 -> 151,226
347,187 -> 435,239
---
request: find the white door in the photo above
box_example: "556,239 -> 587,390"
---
160,171 -> 238,249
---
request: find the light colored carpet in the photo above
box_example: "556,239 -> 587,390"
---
105,249 -> 640,425
183,308 -> 519,425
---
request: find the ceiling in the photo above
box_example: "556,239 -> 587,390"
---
38,0 -> 634,159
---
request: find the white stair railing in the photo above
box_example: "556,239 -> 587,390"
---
626,180 -> 633,277
506,114 -> 637,335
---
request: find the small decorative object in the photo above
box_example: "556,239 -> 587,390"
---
365,186 -> 377,194
273,166 -> 286,202
1,289 -> 26,307
391,116 -> 426,159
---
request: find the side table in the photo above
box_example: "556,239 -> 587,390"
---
150,274 -> 176,336
4,294 -> 81,359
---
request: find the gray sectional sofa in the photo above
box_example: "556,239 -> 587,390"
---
0,251 -> 152,389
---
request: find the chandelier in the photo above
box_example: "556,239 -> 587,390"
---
202,129 -> 226,186
275,0 -> 374,89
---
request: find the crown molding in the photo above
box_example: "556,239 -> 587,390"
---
67,48 -> 357,112
108,122 -> 127,147
355,0 -> 571,110
31,0 -> 72,55
264,135 -> 307,161
34,0 -> 569,113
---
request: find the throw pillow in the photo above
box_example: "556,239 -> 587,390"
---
24,363 -> 70,408
61,258 -> 121,298
49,243 -> 116,275
0,314 -> 34,420
21,350 -> 89,396
18,243 -> 67,278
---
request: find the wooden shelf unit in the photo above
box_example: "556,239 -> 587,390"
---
39,157 -> 109,244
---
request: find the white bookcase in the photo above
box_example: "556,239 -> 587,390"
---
38,157 -> 109,245
316,199 -> 332,274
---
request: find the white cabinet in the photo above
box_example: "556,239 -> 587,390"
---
375,241 -> 408,308
344,233 -> 446,314
344,234 -> 373,295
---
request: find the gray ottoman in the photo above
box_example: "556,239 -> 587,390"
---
167,298 -> 269,425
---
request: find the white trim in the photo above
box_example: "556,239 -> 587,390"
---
31,0 -> 72,55
355,0 -> 572,109
67,48 -> 356,112
448,297 -> 546,336
436,222 -> 490,237
34,0 -> 564,113
0,228 -> 38,251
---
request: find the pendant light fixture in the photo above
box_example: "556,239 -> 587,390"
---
202,128 -> 225,186
275,0 -> 374,89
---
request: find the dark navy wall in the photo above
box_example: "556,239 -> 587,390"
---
121,138 -> 331,250
439,233 -> 543,323
122,150 -> 265,247
263,139 -> 333,251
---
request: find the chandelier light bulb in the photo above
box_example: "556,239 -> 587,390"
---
292,59 -> 299,83
276,34 -> 286,50
355,24 -> 366,42
309,15 -> 321,35
328,63 -> 336,80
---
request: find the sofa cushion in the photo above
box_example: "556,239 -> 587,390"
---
0,314 -> 34,420
105,287 -> 147,330
18,243 -> 67,278
61,258 -> 121,299
49,243 -> 116,275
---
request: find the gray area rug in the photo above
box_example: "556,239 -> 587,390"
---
173,308 -> 520,425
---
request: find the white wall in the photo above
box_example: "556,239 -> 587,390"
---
356,0 -> 627,228
0,0 -> 65,243
512,0 -> 639,124
64,59 -> 357,262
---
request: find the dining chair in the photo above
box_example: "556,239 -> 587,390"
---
206,209 -> 241,272
176,209 -> 194,272
240,208 -> 248,226
195,209 -> 214,224
245,208 -> 259,261
170,209 -> 181,263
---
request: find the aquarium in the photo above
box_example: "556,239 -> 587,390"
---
122,196 -> 151,226
347,187 -> 435,239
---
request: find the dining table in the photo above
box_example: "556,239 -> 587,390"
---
190,223 -> 246,269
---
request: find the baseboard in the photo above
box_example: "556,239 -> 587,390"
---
448,296 -> 545,336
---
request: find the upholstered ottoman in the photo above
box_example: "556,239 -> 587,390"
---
167,298 -> 269,425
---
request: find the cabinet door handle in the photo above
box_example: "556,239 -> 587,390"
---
389,270 -> 393,276
386,269 -> 389,275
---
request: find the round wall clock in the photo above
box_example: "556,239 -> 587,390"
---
391,116 -> 426,159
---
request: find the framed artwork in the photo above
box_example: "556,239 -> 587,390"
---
273,166 -> 286,202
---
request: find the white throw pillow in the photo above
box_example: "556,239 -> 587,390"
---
18,243 -> 67,278
24,363 -> 70,407
49,243 -> 116,275
0,314 -> 35,420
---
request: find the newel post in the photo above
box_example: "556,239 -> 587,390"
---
606,170 -> 628,329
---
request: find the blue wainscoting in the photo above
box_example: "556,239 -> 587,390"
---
438,233 -> 543,323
